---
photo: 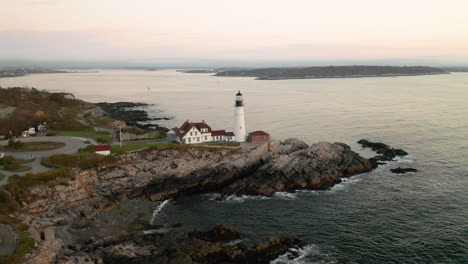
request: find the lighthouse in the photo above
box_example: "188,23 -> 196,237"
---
234,91 -> 246,142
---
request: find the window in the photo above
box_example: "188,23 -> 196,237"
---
190,132 -> 192,136
188,138 -> 191,143
197,137 -> 200,141
204,136 -> 207,140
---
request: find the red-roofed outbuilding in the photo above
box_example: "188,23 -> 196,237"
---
95,144 -> 111,155
248,131 -> 270,143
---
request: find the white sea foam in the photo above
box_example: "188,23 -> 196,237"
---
270,244 -> 335,264
203,193 -> 222,201
143,227 -> 171,235
223,194 -> 271,203
394,156 -> 415,164
325,175 -> 363,194
228,239 -> 243,245
150,199 -> 171,224
295,189 -> 318,196
273,192 -> 298,200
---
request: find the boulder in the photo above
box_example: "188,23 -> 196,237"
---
390,167 -> 418,174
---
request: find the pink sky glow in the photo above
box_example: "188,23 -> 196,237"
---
1,0 -> 468,62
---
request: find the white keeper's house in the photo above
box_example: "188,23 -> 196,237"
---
170,120 -> 235,144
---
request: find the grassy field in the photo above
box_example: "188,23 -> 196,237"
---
3,165 -> 32,172
56,131 -> 112,143
0,141 -> 65,152
111,143 -> 165,154
0,172 -> 4,181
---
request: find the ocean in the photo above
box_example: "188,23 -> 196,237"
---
1,70 -> 467,263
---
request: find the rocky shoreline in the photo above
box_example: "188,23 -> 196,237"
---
56,225 -> 306,264
95,102 -> 171,131
17,138 -> 410,263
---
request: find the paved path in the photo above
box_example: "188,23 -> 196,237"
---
0,224 -> 18,255
0,158 -> 50,186
0,136 -> 96,186
0,136 -> 96,159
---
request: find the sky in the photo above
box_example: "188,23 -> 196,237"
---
1,0 -> 468,65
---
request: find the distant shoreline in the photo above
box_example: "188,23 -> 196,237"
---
254,72 -> 450,80
214,65 -> 449,80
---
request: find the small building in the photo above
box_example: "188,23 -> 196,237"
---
28,127 -> 36,135
95,145 -> 111,156
211,130 -> 235,142
248,131 -> 270,143
172,120 -> 235,144
37,123 -> 47,132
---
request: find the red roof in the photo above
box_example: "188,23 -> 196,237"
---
171,127 -> 183,138
211,130 -> 226,136
179,120 -> 191,132
211,130 -> 234,137
172,120 -> 213,138
193,122 -> 212,132
249,131 -> 269,136
95,145 -> 111,151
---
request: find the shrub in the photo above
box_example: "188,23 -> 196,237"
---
5,168 -> 74,202
78,144 -> 95,155
7,139 -> 24,150
46,132 -> 57,136
0,189 -> 19,214
96,137 -> 111,144
79,153 -> 117,170
41,154 -> 79,168
2,156 -> 21,170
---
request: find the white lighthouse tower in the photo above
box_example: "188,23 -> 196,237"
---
234,91 -> 246,142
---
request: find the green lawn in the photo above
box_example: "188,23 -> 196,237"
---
0,112 -> 12,119
56,131 -> 112,143
0,172 -> 5,181
3,165 -> 32,172
0,103 -> 6,109
0,141 -> 65,152
111,143 -> 166,154
18,159 -> 34,164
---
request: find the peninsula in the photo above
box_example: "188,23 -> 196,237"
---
0,87 -> 414,264
0,67 -> 69,78
215,65 -> 448,80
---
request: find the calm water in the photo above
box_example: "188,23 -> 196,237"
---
1,70 -> 467,263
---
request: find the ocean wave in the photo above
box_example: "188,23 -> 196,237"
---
143,227 -> 171,235
273,192 -> 298,200
270,244 -> 335,264
151,199 -> 171,224
203,193 -> 270,203
228,239 -> 243,245
394,156 -> 415,164
224,194 -> 271,203
295,189 -> 318,196
325,176 -> 363,194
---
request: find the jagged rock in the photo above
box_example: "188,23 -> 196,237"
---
189,225 -> 243,243
390,167 -> 418,174
62,226 -> 305,264
358,139 -> 409,167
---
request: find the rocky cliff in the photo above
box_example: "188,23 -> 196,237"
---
21,139 -> 374,263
